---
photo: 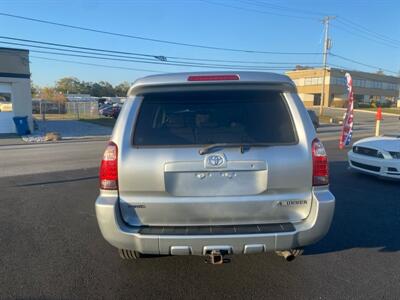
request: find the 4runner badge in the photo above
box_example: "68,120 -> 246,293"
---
277,200 -> 308,207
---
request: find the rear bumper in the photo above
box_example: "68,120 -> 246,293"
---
95,189 -> 335,255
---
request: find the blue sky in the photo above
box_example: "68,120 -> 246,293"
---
0,0 -> 399,86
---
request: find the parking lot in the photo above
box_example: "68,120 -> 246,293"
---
0,133 -> 399,299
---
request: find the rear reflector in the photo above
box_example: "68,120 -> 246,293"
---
99,141 -> 118,190
187,74 -> 240,81
312,138 -> 329,186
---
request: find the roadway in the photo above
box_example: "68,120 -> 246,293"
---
313,107 -> 399,140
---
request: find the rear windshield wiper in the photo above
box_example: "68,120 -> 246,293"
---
199,143 -> 260,155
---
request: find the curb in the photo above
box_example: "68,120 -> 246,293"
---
0,136 -> 110,147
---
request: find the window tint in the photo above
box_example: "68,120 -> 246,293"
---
133,90 -> 296,145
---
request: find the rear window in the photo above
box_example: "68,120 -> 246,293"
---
133,90 -> 297,146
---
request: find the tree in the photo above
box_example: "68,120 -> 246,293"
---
55,77 -> 84,94
31,84 -> 40,98
89,81 -> 115,97
99,81 -> 115,97
38,87 -> 66,102
114,81 -> 131,97
34,78 -> 133,98
79,81 -> 92,95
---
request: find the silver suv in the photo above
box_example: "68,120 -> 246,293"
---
95,72 -> 335,264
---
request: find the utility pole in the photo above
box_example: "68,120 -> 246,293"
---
319,16 -> 336,116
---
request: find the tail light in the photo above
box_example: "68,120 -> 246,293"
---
312,138 -> 329,186
99,141 -> 118,190
187,74 -> 240,81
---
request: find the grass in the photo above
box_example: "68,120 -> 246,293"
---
32,113 -> 102,120
33,114 -> 116,127
356,107 -> 400,115
33,113 -> 78,120
79,118 -> 116,128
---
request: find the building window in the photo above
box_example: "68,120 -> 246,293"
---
0,92 -> 12,112
304,77 -> 313,85
302,77 -> 324,86
332,77 -> 345,86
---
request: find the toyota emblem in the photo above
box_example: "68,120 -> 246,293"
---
205,153 -> 226,168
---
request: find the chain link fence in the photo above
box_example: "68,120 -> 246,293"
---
33,100 -> 100,119
32,100 -> 66,114
65,101 -> 99,119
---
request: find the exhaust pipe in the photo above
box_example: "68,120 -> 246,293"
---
276,250 -> 296,262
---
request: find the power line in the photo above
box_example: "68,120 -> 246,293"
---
238,0 -> 325,17
0,36 -> 322,65
201,0 -> 318,20
242,0 -> 400,47
29,55 -> 296,74
0,41 -> 160,63
0,47 -> 299,71
0,12 -> 322,55
29,56 -> 398,82
1,39 -> 395,76
330,53 -> 398,74
246,1 -> 400,46
338,17 -> 400,45
30,55 -> 164,73
332,22 -> 399,49
0,12 -> 395,76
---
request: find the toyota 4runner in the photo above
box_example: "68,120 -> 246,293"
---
95,72 -> 335,264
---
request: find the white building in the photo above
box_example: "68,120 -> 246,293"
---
0,47 -> 32,134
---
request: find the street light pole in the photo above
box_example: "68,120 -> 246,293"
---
320,16 -> 335,116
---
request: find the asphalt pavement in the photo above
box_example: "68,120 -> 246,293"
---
36,120 -> 112,139
0,140 -> 106,177
0,137 -> 399,299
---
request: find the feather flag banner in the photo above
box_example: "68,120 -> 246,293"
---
339,73 -> 354,149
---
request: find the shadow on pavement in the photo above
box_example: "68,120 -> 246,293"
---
36,120 -> 112,138
306,161 -> 400,255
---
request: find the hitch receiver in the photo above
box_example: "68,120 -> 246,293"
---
205,249 -> 231,265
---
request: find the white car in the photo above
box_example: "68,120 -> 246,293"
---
348,135 -> 400,179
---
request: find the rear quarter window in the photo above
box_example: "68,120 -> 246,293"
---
133,89 -> 297,146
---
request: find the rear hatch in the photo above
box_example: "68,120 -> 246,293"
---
118,87 -> 312,227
